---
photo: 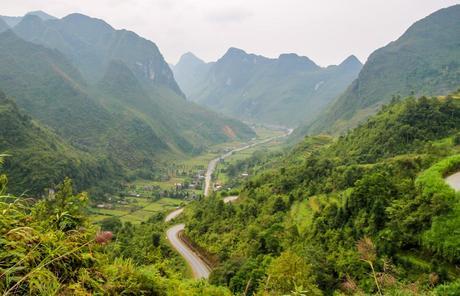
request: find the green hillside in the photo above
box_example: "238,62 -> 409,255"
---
96,60 -> 255,153
183,93 -> 460,295
305,4 -> 460,135
174,48 -> 362,127
10,13 -> 255,147
13,13 -> 181,91
0,30 -> 168,173
0,92 -> 121,195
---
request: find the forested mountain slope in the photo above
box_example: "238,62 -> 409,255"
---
9,13 -> 254,148
0,30 -> 171,173
304,4 -> 460,135
184,92 -> 460,295
174,48 -> 362,127
0,92 -> 121,195
13,13 -> 181,91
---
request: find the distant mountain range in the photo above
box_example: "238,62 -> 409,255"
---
0,11 -> 254,195
300,4 -> 460,136
173,48 -> 362,127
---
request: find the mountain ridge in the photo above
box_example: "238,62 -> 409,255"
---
303,4 -> 460,136
174,49 -> 362,127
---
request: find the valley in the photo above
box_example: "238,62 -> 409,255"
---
86,125 -> 286,225
164,126 -> 291,280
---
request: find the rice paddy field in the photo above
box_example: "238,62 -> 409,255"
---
90,197 -> 183,224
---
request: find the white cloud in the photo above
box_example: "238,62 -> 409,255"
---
205,7 -> 253,23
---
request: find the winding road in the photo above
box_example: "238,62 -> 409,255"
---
166,128 -> 293,279
204,128 -> 293,196
164,207 -> 184,222
166,224 -> 211,278
446,172 -> 460,191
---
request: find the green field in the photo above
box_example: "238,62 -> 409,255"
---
90,197 -> 183,224
213,135 -> 287,187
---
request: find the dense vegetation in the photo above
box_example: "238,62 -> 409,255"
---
302,4 -> 460,136
174,49 -> 362,127
184,95 -> 460,295
0,91 -> 122,195
0,159 -> 230,295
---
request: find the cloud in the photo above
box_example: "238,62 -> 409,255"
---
205,7 -> 253,23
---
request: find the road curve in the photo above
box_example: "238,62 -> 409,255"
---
223,195 -> 239,203
166,224 -> 211,279
165,207 -> 184,222
446,172 -> 460,191
165,196 -> 239,280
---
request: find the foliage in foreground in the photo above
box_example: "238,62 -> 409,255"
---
0,168 -> 229,295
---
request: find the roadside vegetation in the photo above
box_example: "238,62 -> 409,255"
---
183,93 -> 460,295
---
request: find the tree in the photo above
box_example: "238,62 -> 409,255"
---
261,251 -> 322,295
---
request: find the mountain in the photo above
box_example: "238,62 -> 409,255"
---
26,10 -> 57,21
0,18 -> 8,33
0,10 -> 56,27
13,13 -> 182,92
304,4 -> 460,135
9,13 -> 254,147
173,52 -> 214,97
0,19 -> 254,193
0,91 -> 121,195
173,48 -> 362,127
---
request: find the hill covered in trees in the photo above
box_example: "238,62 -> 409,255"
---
301,4 -> 460,136
183,93 -> 460,295
0,92 -> 122,196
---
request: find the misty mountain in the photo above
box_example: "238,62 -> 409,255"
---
174,48 -> 362,127
13,13 -> 181,93
0,18 -> 9,33
304,4 -> 460,135
173,52 -> 214,98
0,10 -> 56,27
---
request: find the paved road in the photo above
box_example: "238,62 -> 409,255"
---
166,224 -> 211,279
223,195 -> 239,203
167,127 -> 292,280
165,196 -> 240,279
446,172 -> 460,191
164,207 -> 184,222
204,128 -> 293,197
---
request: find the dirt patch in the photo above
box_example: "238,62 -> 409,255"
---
222,125 -> 237,139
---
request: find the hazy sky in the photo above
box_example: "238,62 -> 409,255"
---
2,0 -> 459,66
